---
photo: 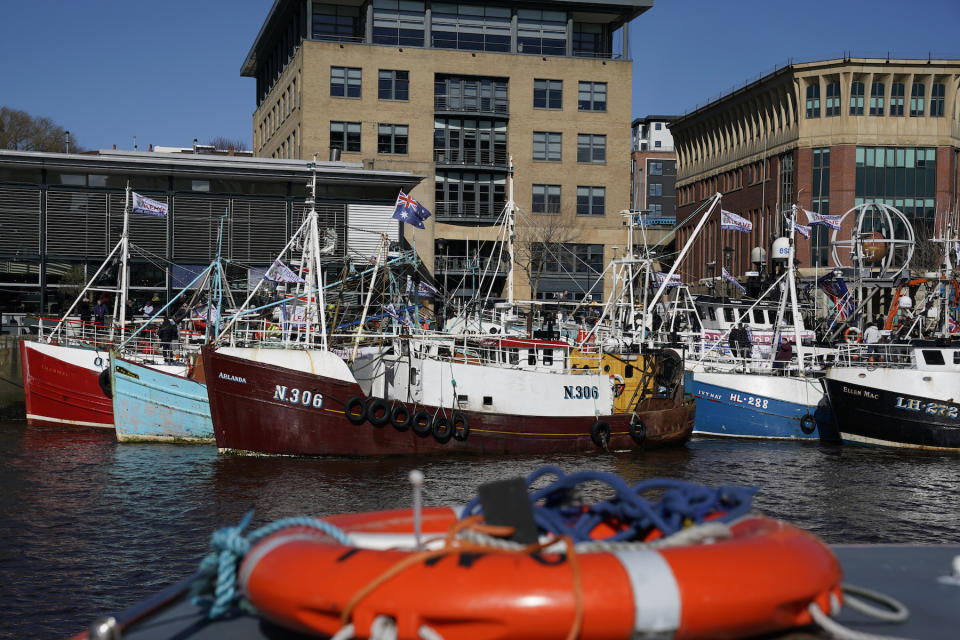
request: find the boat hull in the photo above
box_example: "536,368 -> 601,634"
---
111,355 -> 213,443
204,346 -> 694,456
822,374 -> 960,451
685,370 -> 837,441
20,340 -> 114,429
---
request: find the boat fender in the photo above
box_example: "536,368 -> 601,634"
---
610,374 -> 625,398
432,415 -> 454,444
844,327 -> 861,343
800,413 -> 817,435
366,398 -> 391,428
390,404 -> 411,431
344,396 -> 366,425
628,415 -> 646,445
411,410 -> 433,438
452,412 -> 469,442
98,368 -> 112,399
94,355 -> 104,368
590,420 -> 611,448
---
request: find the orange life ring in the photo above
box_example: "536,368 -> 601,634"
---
843,327 -> 861,343
240,507 -> 841,640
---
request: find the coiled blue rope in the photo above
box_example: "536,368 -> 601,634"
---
192,510 -> 351,619
461,466 -> 756,543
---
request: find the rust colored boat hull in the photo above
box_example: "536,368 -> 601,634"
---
204,346 -> 694,456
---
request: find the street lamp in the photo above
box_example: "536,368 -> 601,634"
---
706,261 -> 716,293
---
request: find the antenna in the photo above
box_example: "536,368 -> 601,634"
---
133,135 -> 137,151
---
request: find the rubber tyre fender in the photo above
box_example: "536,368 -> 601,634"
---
366,398 -> 391,428
432,415 -> 454,444
590,420 -> 611,448
451,412 -> 470,442
344,396 -> 366,425
98,368 -> 112,399
390,404 -> 411,432
800,413 -> 817,435
412,410 -> 433,438
628,415 -> 646,445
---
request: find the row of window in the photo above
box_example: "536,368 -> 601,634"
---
806,81 -> 946,118
316,1 -> 612,57
258,75 -> 299,151
533,132 -> 607,163
530,184 -> 606,216
329,121 -> 409,155
330,66 -> 607,112
270,128 -> 301,160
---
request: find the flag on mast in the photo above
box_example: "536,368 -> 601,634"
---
392,191 -> 432,229
132,192 -> 168,217
720,209 -> 752,233
803,209 -> 841,230
721,266 -> 747,295
263,258 -> 306,283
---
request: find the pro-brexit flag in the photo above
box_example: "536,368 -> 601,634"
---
803,209 -> 841,230
720,209 -> 752,233
392,191 -> 432,229
132,192 -> 168,217
817,273 -> 855,320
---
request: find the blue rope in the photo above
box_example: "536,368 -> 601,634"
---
461,466 -> 756,543
192,510 -> 351,619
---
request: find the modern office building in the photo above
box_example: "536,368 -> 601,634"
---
0,149 -> 419,318
630,115 -> 677,224
670,57 -> 960,282
242,0 -> 653,302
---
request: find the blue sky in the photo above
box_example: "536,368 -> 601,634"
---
2,0 -> 957,152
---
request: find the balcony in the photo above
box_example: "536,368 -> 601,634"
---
434,148 -> 509,169
636,215 -> 676,227
434,199 -> 507,224
435,255 -> 508,275
434,96 -> 509,116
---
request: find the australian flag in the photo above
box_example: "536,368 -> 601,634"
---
392,191 -> 432,229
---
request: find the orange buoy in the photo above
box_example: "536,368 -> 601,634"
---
239,506 -> 842,640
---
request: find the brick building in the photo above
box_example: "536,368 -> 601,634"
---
670,57 -> 960,283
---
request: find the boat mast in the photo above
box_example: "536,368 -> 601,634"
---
787,205 -> 807,371
115,183 -> 132,342
506,156 -> 515,309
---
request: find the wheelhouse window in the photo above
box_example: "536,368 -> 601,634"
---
533,79 -> 562,109
578,82 -> 607,111
377,124 -> 408,154
331,67 -> 361,98
576,186 -> 605,216
330,121 -> 361,152
379,69 -> 409,100
372,0 -> 425,47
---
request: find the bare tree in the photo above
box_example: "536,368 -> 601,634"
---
0,106 -> 83,152
911,217 -> 944,275
207,136 -> 249,151
513,207 -> 586,300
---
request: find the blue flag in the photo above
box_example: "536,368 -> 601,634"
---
817,273 -> 855,321
392,191 -> 431,229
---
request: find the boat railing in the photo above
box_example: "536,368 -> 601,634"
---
829,343 -> 915,368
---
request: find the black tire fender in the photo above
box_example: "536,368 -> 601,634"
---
98,368 -> 112,399
432,415 -> 454,444
412,410 -> 433,438
452,412 -> 469,442
628,415 -> 646,445
345,396 -> 366,425
390,404 -> 411,431
590,420 -> 611,448
366,397 -> 391,428
800,413 -> 817,435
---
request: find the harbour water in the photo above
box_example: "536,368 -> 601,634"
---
2,419 -> 959,639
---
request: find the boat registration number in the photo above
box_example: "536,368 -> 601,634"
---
564,385 -> 599,400
729,393 -> 769,409
273,385 -> 324,409
894,397 -> 958,419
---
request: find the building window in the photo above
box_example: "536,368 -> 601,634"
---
578,81 -> 607,111
650,203 -> 662,216
890,82 -> 905,116
931,83 -> 945,117
779,152 -> 794,213
910,82 -> 925,117
435,75 -> 508,114
654,140 -> 662,148
434,118 -> 507,166
649,182 -> 662,197
312,3 -> 361,42
811,148 -> 830,267
825,81 -> 840,116
655,122 -> 662,130
372,0 -> 425,47
805,83 -> 820,118
870,82 -> 885,115
855,146 -> 937,226
850,81 -> 865,115
572,22 -> 606,57
331,67 -> 361,98
378,124 -> 408,154
649,161 -> 663,175
378,69 -> 409,100
517,8 -> 567,56
432,4 -> 510,52
532,184 -> 561,213
576,186 -> 605,215
434,171 -> 506,220
533,131 -> 562,161
533,79 -> 562,109
577,134 -> 606,163
330,121 -> 361,152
